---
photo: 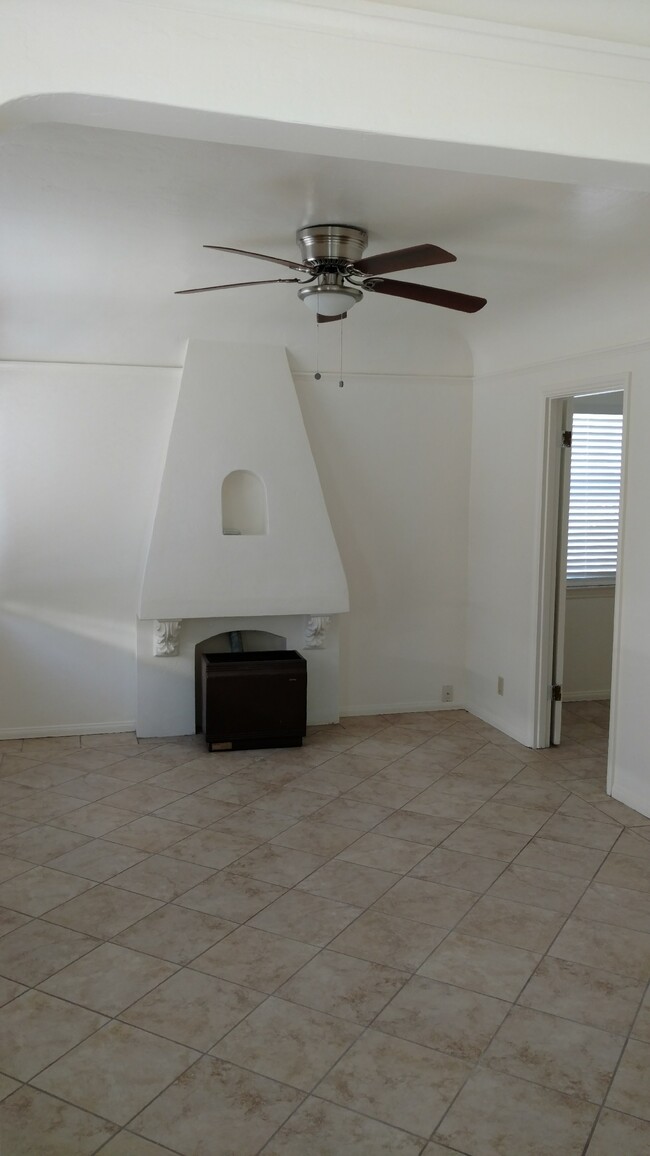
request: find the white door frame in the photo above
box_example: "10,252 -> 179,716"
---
550,397 -> 574,746
534,375 -> 629,795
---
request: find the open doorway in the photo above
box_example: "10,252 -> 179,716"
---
560,390 -> 623,763
535,381 -> 627,792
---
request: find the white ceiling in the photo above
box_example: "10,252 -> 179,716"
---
3,119 -> 650,375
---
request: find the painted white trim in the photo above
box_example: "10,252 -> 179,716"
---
476,341 -> 650,384
1,363 -> 472,385
606,381 -> 632,796
0,722 -> 136,740
292,372 -> 473,384
0,357 -> 183,371
0,360 -> 180,377
341,701 -> 466,717
563,691 -> 611,703
532,374 -> 629,753
534,375 -> 629,779
130,0 -> 650,80
533,395 -> 564,748
537,373 -> 630,402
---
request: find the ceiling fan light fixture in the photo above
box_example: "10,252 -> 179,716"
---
298,283 -> 363,317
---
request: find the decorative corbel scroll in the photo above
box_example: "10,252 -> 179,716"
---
304,615 -> 331,649
153,619 -> 182,657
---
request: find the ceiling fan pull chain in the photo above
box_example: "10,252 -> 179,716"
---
339,319 -> 344,388
314,318 -> 322,381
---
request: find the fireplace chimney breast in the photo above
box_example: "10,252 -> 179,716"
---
139,340 -> 349,620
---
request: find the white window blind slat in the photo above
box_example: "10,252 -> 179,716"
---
566,412 -> 623,582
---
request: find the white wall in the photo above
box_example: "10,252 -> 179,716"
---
465,377 -> 543,743
0,359 -> 471,735
295,372 -> 472,715
467,346 -> 650,816
0,363 -> 179,736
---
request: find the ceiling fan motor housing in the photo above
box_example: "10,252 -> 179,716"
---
296,224 -> 369,268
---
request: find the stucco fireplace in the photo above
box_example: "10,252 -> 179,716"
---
135,339 -> 348,737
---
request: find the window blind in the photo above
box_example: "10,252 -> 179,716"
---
566,412 -> 623,582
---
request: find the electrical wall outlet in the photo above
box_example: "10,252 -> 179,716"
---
442,685 -> 453,702
497,676 -> 504,696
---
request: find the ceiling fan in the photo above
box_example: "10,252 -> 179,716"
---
176,224 -> 486,322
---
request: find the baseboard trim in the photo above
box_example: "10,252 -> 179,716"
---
0,721 -> 136,740
563,691 -> 610,702
341,701 -> 467,718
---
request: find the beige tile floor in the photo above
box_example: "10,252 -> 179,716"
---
0,703 -> 649,1154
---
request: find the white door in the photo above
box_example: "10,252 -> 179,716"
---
550,398 -> 573,744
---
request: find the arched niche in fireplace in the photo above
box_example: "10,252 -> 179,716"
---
194,629 -> 286,733
221,470 -> 268,535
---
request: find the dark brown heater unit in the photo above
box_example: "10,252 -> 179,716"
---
201,650 -> 307,752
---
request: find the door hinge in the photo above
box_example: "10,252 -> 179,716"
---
562,430 -> 572,448
551,684 -> 562,701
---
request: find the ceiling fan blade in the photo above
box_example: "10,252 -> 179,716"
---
355,243 -> 456,276
317,312 -> 348,323
175,277 -> 302,295
204,244 -> 311,272
367,277 -> 486,313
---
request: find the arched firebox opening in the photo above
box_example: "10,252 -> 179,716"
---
194,629 -> 285,733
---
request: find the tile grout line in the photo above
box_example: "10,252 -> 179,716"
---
0,762 -> 638,972
577,970 -> 650,1156
0,788 -> 635,944
2,707 -> 649,1153
428,817 -> 637,1146
417,797 -> 624,1140
208,741 -> 584,1147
